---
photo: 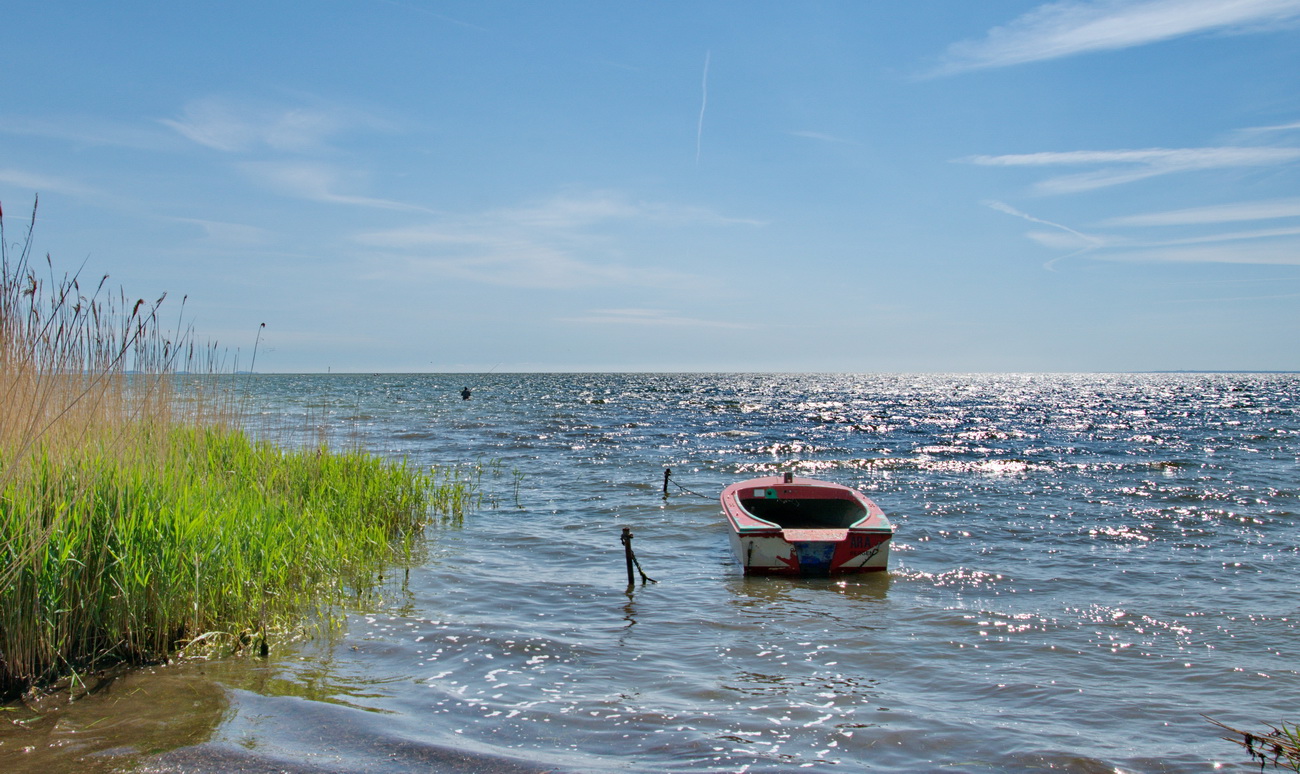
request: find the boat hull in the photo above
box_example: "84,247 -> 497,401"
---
721,475 -> 894,576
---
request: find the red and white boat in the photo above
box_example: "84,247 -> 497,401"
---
721,473 -> 895,575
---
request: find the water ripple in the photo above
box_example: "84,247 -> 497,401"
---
18,372 -> 1292,773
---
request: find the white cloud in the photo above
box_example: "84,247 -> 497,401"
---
0,115 -> 175,150
354,190 -> 752,289
162,96 -> 384,153
937,0 -> 1300,74
1152,226 -> 1300,244
501,193 -> 646,229
359,191 -> 759,236
367,229 -> 682,287
0,168 -> 99,198
171,217 -> 272,245
1026,229 -> 1107,250
1103,198 -> 1300,225
372,0 -> 489,31
380,242 -> 692,290
558,308 -> 753,329
1240,120 -> 1300,134
967,146 -> 1300,193
968,147 -> 1293,166
986,199 -> 1106,245
991,198 -> 1300,269
239,161 -> 435,213
495,191 -> 764,229
357,224 -> 476,248
789,131 -> 856,145
1095,239 -> 1300,265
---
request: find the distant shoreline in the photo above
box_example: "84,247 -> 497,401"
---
219,370 -> 1300,376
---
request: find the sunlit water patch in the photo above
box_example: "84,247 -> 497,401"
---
2,373 -> 1296,773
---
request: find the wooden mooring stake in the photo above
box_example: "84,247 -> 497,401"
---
620,526 -> 657,586
621,527 -> 635,585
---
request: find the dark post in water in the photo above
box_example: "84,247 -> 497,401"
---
621,527 -> 635,586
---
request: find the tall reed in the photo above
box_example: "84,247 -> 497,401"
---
0,200 -> 465,699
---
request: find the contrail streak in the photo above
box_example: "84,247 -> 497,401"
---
984,200 -> 1104,271
696,50 -> 710,165
982,200 -> 1097,245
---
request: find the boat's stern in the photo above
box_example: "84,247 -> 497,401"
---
721,476 -> 895,575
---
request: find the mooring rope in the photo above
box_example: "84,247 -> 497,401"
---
620,527 -> 657,584
662,468 -> 715,500
630,546 -> 657,584
669,479 -> 715,500
615,469 -> 710,587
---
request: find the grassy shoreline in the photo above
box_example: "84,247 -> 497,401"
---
1,201 -> 470,700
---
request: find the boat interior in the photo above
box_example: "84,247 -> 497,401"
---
738,496 -> 866,529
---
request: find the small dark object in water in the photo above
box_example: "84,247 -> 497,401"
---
461,387 -> 471,400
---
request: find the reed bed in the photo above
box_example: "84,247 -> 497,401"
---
0,200 -> 468,700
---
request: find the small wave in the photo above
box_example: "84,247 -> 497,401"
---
699,430 -> 759,439
901,567 -> 1009,589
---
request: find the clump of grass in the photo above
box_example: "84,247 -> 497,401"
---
1209,717 -> 1300,772
0,199 -> 469,700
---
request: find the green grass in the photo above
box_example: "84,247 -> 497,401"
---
0,428 -> 463,694
0,199 -> 474,700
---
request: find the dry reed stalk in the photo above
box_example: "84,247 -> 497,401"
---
1,200 -> 452,700
1207,716 -> 1300,772
1,198 -> 225,587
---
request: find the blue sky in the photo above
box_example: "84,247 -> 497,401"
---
3,0 -> 1298,373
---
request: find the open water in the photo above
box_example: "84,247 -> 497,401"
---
2,373 -> 1296,773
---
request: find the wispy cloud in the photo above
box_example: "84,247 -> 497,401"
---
1239,120 -> 1300,134
1102,197 -> 1300,226
935,0 -> 1300,75
371,0 -> 489,31
355,190 -> 755,289
162,96 -> 386,153
0,168 -> 100,198
986,200 -> 1103,246
985,200 -> 1111,269
239,161 -> 435,213
359,190 -> 759,243
1142,225 -> 1300,244
358,229 -> 706,290
1094,240 -> 1300,265
558,308 -> 753,329
0,115 -> 177,150
498,190 -> 763,229
992,197 -> 1300,268
788,131 -> 856,145
381,242 -> 673,289
967,146 -> 1300,193
171,217 -> 273,245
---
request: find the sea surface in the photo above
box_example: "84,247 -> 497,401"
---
2,373 -> 1296,773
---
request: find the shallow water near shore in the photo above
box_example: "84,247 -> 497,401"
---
2,373 -> 1296,773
